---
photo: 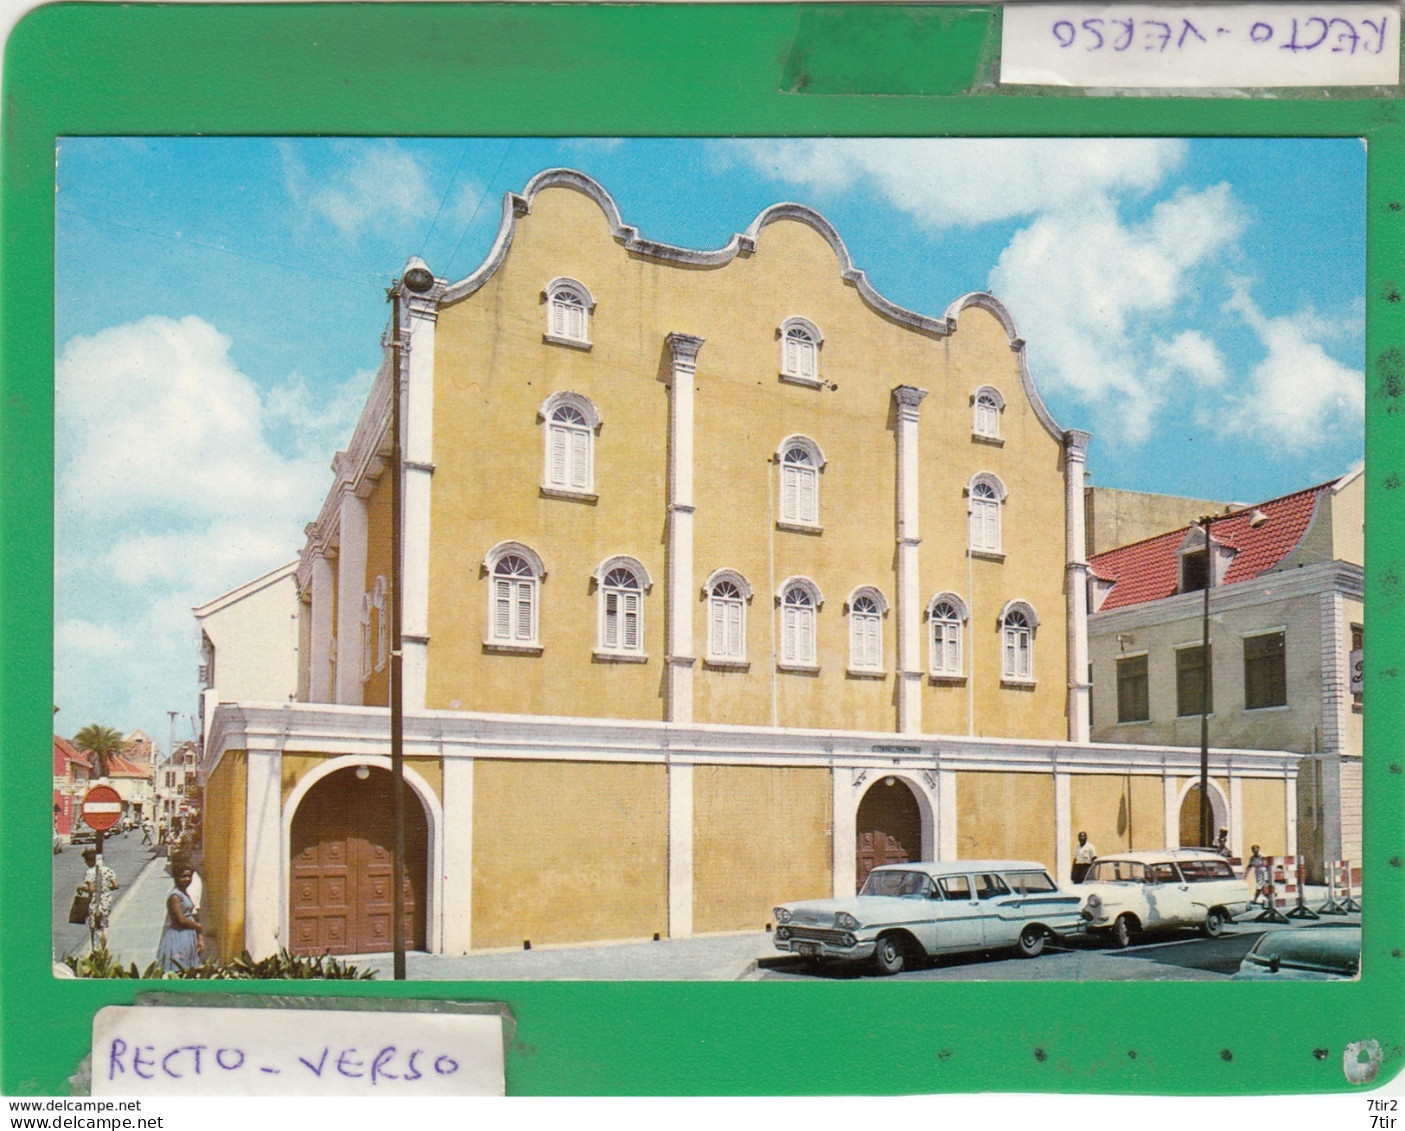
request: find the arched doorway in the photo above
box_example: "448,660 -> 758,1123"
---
289,766 -> 428,955
855,777 -> 922,892
1178,783 -> 1227,849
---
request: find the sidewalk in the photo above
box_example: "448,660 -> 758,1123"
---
98,852 -> 173,971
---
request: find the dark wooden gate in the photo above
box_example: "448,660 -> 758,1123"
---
290,766 -> 428,955
855,777 -> 922,892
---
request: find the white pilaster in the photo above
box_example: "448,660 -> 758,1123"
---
668,761 -> 694,937
893,385 -> 929,735
1285,767 -> 1298,859
938,769 -> 959,860
1319,592 -> 1348,755
1054,770 -> 1072,883
832,769 -> 858,897
665,334 -> 703,723
402,285 -> 440,711
440,756 -> 474,953
334,489 -> 368,703
1230,775 -> 1245,861
308,553 -> 335,703
244,746 -> 283,959
1064,429 -> 1092,743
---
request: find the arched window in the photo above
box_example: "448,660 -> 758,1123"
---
1001,600 -> 1038,682
968,472 -> 1006,555
779,577 -> 822,667
847,587 -> 887,673
545,277 -> 593,345
779,317 -> 823,385
540,391 -> 599,495
594,556 -> 650,658
484,543 -> 545,648
360,593 -> 374,679
373,575 -> 388,671
705,570 -> 750,663
972,385 -> 1005,439
928,593 -> 968,677
778,435 -> 824,527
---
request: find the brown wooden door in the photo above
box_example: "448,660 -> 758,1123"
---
855,778 -> 922,892
290,767 -> 427,955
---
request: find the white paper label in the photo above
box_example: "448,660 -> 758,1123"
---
91,1006 -> 505,1096
1002,4 -> 1399,87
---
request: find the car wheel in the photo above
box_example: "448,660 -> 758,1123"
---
873,935 -> 906,976
1202,908 -> 1227,938
1112,914 -> 1137,949
1016,925 -> 1048,959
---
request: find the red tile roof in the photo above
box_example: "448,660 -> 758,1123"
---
1089,481 -> 1330,612
106,753 -> 152,777
53,734 -> 92,772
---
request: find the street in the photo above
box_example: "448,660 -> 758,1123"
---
750,924 -> 1341,982
51,829 -> 162,960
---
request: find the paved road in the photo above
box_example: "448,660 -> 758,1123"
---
52,831 -> 163,960
751,928 -> 1269,982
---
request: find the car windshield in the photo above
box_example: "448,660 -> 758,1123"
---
860,870 -> 935,899
1087,860 -> 1147,883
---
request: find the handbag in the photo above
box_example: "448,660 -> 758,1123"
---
68,890 -> 91,924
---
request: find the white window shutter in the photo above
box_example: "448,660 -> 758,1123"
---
782,607 -> 796,661
782,466 -> 798,520
570,428 -> 589,489
727,601 -> 742,657
603,592 -> 618,647
799,468 -> 817,523
623,592 -> 640,650
799,608 -> 815,663
550,426 -> 568,486
515,581 -> 533,641
494,579 -> 512,639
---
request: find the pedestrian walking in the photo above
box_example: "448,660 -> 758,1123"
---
80,847 -> 119,953
1213,827 -> 1230,857
1071,831 -> 1098,884
1245,844 -> 1271,905
141,819 -> 153,846
155,863 -> 203,973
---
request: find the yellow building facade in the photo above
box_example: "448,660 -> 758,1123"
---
201,171 -> 1300,960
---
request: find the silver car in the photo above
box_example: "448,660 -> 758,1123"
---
773,860 -> 1085,975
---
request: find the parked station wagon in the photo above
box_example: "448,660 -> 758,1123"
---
1075,849 -> 1253,947
772,860 -> 1084,975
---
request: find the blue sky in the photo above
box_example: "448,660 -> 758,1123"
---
54,137 -> 1365,747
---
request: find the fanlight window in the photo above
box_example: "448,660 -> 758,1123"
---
849,593 -> 883,671
781,446 -> 819,525
969,478 -> 1003,553
1003,608 -> 1034,681
491,553 -> 539,645
781,584 -> 818,665
782,323 -> 819,382
547,403 -> 593,492
708,579 -> 746,661
973,386 -> 1004,438
547,282 -> 590,342
930,600 -> 963,677
599,566 -> 643,654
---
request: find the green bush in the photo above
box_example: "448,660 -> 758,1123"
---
64,947 -> 377,980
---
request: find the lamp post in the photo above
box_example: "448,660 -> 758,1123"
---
387,256 -> 435,981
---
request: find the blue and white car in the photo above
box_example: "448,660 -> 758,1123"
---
772,860 -> 1085,975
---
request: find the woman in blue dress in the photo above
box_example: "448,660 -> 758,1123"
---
155,863 -> 203,972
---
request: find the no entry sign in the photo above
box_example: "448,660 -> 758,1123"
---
81,784 -> 123,832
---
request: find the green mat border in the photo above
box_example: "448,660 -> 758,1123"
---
3,2 -> 1403,1096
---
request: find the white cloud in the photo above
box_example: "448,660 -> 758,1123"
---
718,138 -> 1187,227
1217,287 -> 1364,449
281,140 -> 439,234
987,184 -> 1247,444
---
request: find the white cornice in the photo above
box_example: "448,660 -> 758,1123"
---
438,168 -> 953,338
203,701 -> 1300,784
1090,560 -> 1364,634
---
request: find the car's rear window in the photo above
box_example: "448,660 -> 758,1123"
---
1004,870 -> 1057,894
1180,859 -> 1235,881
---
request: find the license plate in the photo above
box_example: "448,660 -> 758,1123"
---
797,941 -> 821,956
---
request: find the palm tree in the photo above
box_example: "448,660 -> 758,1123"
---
73,724 -> 123,780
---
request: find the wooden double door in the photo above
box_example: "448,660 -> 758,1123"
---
290,766 -> 428,956
855,777 -> 922,892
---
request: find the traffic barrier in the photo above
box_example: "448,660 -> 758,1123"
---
1317,860 -> 1360,915
1286,859 -> 1320,920
1253,856 -> 1291,924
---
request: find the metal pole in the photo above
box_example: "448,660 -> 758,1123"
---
1198,515 -> 1213,848
388,285 -> 407,981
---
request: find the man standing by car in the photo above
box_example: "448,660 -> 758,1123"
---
1072,831 -> 1097,883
